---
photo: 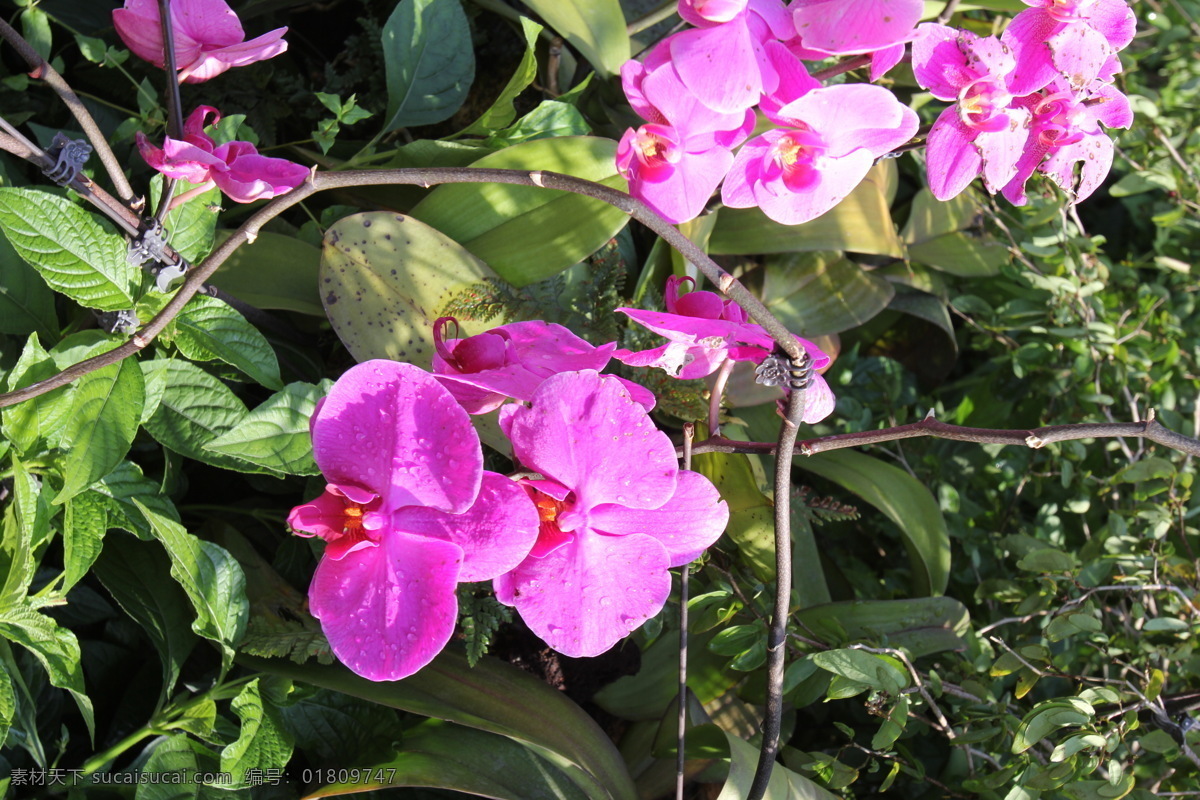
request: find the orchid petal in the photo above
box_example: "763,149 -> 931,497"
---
494,530 -> 672,658
309,531 -> 462,681
926,106 -> 983,201
792,0 -> 922,54
670,23 -> 762,113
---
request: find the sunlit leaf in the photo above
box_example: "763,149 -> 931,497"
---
381,0 -> 474,130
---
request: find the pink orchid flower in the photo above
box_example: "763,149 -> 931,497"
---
1001,78 -> 1132,205
431,317 -> 655,413
791,0 -> 923,55
614,276 -> 836,423
1002,0 -> 1135,95
288,361 -> 538,681
720,83 -> 918,225
668,0 -> 796,113
113,0 -> 287,83
494,370 -> 728,657
137,106 -> 309,204
912,24 -> 1032,200
616,44 -> 754,224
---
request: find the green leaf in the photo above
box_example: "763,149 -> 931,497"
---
305,718 -> 590,800
20,7 -> 50,59
172,295 -> 283,390
136,734 -> 220,799
242,650 -> 638,800
2,334 -> 73,453
149,175 -> 221,263
692,442 -> 779,584
92,461 -> 181,540
320,212 -> 504,370
901,188 -> 1008,276
94,533 -> 198,703
793,597 -> 970,658
410,136 -> 630,286
208,231 -> 323,315
62,491 -> 107,593
204,381 -> 329,476
457,18 -> 543,136
762,251 -> 895,336
220,679 -> 294,788
486,100 -> 591,146
888,289 -> 957,351
0,188 -> 136,310
717,730 -> 840,800
143,360 -> 268,474
135,501 -> 249,676
0,603 -> 94,739
0,232 -> 57,338
1016,547 -> 1078,573
1012,700 -> 1094,754
810,649 -> 910,694
800,449 -> 951,596
0,660 -> 14,750
55,357 -> 145,503
520,0 -> 630,77
279,689 -> 399,765
0,458 -> 45,605
381,0 -> 474,130
710,162 -> 904,257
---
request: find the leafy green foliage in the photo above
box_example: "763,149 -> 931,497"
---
457,586 -> 513,667
381,0 -> 474,130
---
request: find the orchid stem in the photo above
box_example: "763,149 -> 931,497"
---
154,0 -> 184,226
708,358 -> 736,438
677,423 -> 695,800
746,369 -> 808,800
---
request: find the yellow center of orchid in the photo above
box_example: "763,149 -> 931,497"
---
342,504 -> 366,536
536,495 -> 561,523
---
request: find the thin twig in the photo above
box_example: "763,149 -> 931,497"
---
937,0 -> 964,24
677,423 -> 694,800
154,0 -> 184,227
0,17 -> 134,203
849,644 -> 956,740
0,167 -> 802,408
708,358 -> 735,437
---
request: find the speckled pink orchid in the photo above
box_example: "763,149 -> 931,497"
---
1002,0 -> 1135,95
720,82 -> 918,225
137,106 -> 309,203
668,0 -> 796,113
113,0 -> 287,83
1001,77 -> 1132,205
912,24 -> 1032,200
287,361 -> 538,681
614,276 -> 836,423
494,370 -> 728,657
431,317 -> 654,413
617,42 -> 754,223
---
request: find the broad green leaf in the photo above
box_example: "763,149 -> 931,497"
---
793,597 -> 970,658
143,360 -> 267,474
92,461 -> 181,540
140,358 -> 170,424
1012,700 -> 1094,754
487,100 -> 591,146
710,162 -> 903,257
381,0 -> 474,130
135,501 -> 249,676
94,534 -> 198,704
1017,547 -> 1078,572
62,491 -> 107,593
0,232 -> 56,338
0,458 -> 44,605
692,442 -> 778,584
411,136 -> 630,286
593,629 -> 736,722
799,450 -> 951,596
205,381 -> 329,476
55,357 -> 144,503
306,718 -> 590,799
2,334 -> 72,453
457,18 -> 542,136
150,175 -> 220,263
717,730 -> 840,800
320,212 -> 503,370
810,649 -> 910,695
279,689 -> 400,765
136,734 -> 224,799
901,189 -> 1009,276
208,231 -> 323,315
20,6 -> 51,59
172,295 -> 283,390
521,0 -> 630,77
0,661 -> 14,750
762,251 -> 895,336
242,650 -> 638,800
0,602 -> 94,739
221,679 -> 294,788
0,188 -> 136,310
888,289 -> 957,352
